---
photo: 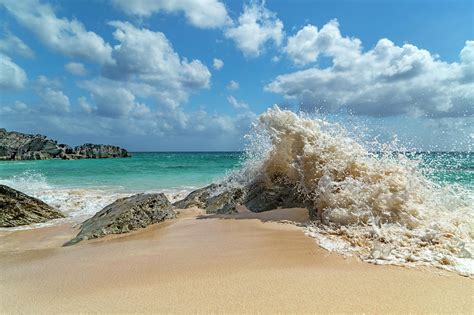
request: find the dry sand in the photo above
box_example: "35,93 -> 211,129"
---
0,207 -> 472,314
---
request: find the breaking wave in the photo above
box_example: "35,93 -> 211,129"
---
232,106 -> 473,276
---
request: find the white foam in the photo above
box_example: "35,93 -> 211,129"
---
234,106 -> 474,276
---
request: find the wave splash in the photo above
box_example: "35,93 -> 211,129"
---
232,106 -> 473,275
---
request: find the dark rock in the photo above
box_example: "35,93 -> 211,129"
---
173,184 -> 245,214
0,184 -> 64,227
74,143 -> 131,159
174,176 -> 314,216
243,179 -> 312,213
173,184 -> 218,209
0,128 -> 131,160
65,193 -> 176,246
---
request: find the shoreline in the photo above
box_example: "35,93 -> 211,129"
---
1,207 -> 472,314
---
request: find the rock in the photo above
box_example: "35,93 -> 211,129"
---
74,143 -> 131,158
65,193 -> 176,246
243,179 -> 312,214
173,176 -> 314,215
173,184 -> 245,214
0,184 -> 64,227
0,128 -> 131,160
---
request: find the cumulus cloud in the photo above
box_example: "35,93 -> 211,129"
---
227,80 -> 240,90
111,0 -> 231,29
267,20 -> 474,118
39,87 -> 71,113
0,33 -> 34,58
0,0 -> 112,64
80,79 -> 142,118
227,95 -> 248,109
0,100 -> 32,114
284,20 -> 361,66
225,1 -> 284,57
65,62 -> 88,76
103,21 -> 211,109
77,96 -> 93,114
213,58 -> 224,70
0,53 -> 27,89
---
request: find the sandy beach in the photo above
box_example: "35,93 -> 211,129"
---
0,207 -> 472,314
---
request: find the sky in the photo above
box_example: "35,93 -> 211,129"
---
0,0 -> 473,151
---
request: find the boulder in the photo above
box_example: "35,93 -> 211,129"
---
173,176 -> 314,216
0,184 -> 65,227
65,193 -> 176,246
243,179 -> 312,214
173,184 -> 245,214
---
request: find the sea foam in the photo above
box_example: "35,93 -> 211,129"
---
231,106 -> 473,276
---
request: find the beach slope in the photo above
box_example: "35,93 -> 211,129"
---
0,208 -> 472,314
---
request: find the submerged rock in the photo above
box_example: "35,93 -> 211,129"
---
0,184 -> 64,227
0,128 -> 131,160
65,193 -> 176,246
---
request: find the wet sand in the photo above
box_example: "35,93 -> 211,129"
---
0,208 -> 472,314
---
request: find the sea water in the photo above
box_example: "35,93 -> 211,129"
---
0,152 -> 242,221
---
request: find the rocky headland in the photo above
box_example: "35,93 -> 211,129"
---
0,128 -> 130,160
0,184 -> 64,227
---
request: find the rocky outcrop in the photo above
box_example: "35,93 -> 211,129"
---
74,144 -> 130,159
0,185 -> 65,227
173,176 -> 314,216
65,193 -> 176,246
0,128 -> 131,160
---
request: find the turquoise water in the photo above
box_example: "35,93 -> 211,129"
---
415,152 -> 473,188
0,152 -> 243,192
0,152 -> 472,192
0,152 -> 473,191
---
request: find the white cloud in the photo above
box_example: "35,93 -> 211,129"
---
111,0 -> 231,29
284,20 -> 361,66
0,100 -> 32,114
213,58 -> 224,70
267,21 -> 474,118
103,21 -> 211,109
0,53 -> 27,89
227,95 -> 248,109
460,40 -> 474,82
39,87 -> 71,113
80,79 -> 138,118
0,0 -> 112,64
0,33 -> 34,58
226,80 -> 240,90
65,62 -> 88,76
77,96 -> 93,114
225,2 -> 284,57
36,75 -> 61,89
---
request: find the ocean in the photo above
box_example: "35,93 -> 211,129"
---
0,152 -> 243,193
0,152 -> 243,222
0,151 -> 471,220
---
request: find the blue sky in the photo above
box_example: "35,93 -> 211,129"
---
0,0 -> 473,151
